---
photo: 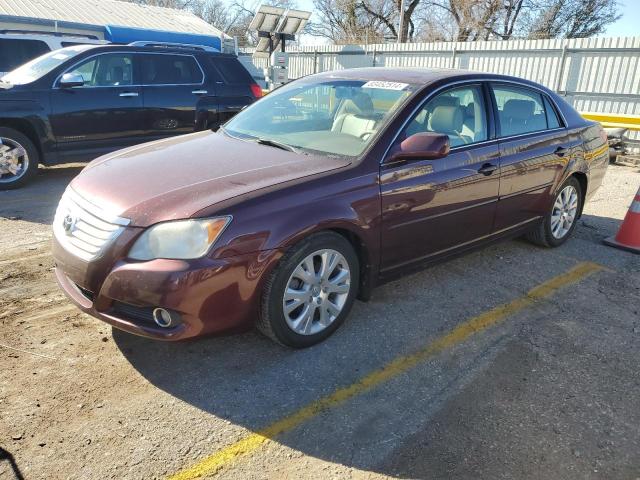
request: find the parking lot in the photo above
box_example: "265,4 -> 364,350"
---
1,163 -> 639,479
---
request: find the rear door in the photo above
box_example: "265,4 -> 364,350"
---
138,53 -> 212,139
50,52 -> 145,158
206,55 -> 256,126
489,83 -> 582,230
380,83 -> 500,274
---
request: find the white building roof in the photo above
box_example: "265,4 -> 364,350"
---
0,0 -> 224,36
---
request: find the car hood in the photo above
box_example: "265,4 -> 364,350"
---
70,130 -> 351,227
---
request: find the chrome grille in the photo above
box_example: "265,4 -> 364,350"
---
53,188 -> 130,262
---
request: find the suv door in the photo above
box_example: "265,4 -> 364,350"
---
380,83 -> 500,274
206,55 -> 257,125
138,53 -> 211,139
489,83 -> 582,230
50,52 -> 144,159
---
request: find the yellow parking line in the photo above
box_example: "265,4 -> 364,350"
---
168,261 -> 603,480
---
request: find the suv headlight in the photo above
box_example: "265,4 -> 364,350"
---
128,217 -> 231,261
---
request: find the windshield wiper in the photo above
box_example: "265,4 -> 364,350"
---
255,138 -> 299,153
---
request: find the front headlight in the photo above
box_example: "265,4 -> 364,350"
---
128,217 -> 231,260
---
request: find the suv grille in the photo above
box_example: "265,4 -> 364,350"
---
53,188 -> 130,262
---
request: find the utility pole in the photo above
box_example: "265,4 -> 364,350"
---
397,0 -> 405,44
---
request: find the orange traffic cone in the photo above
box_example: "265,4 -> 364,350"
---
603,184 -> 640,254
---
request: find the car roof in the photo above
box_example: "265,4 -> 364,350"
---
311,67 -> 546,90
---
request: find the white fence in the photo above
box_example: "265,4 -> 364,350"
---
241,36 -> 640,147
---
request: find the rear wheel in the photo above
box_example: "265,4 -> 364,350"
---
526,176 -> 582,247
258,232 -> 359,348
0,127 -> 39,190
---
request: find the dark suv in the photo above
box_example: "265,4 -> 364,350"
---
0,43 -> 262,188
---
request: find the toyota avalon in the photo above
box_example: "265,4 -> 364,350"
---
52,68 -> 609,347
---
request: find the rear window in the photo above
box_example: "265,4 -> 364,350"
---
209,57 -> 253,84
0,38 -> 50,72
140,54 -> 203,85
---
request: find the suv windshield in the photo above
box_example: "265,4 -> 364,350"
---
224,79 -> 417,157
2,45 -> 95,85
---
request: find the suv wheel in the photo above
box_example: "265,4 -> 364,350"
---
526,176 -> 583,247
0,127 -> 39,190
258,232 -> 359,348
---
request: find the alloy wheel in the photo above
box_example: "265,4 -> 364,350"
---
551,185 -> 579,239
282,248 -> 351,335
0,137 -> 29,184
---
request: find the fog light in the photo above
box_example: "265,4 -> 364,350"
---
152,308 -> 174,328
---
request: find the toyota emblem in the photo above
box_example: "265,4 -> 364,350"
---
62,214 -> 77,236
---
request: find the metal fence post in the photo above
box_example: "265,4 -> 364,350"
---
372,48 -> 377,67
450,47 -> 457,69
555,43 -> 568,93
313,49 -> 318,74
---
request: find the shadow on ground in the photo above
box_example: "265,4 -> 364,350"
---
0,165 -> 83,224
113,214 -> 640,478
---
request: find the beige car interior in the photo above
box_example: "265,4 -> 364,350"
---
331,93 -> 379,140
404,90 -> 487,147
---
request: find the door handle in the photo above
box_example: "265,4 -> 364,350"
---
555,146 -> 569,157
478,163 -> 498,176
119,92 -> 139,97
192,90 -> 208,95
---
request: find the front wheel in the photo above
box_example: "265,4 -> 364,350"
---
526,176 -> 582,247
258,232 -> 359,348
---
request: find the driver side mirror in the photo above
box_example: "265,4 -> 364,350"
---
389,132 -> 450,163
59,73 -> 84,88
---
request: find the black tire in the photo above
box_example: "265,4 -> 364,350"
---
525,176 -> 583,248
258,232 -> 360,348
0,127 -> 39,190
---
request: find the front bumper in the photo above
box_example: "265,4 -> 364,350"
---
53,236 -> 282,340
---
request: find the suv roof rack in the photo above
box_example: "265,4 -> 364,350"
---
128,41 -> 219,53
0,29 -> 100,40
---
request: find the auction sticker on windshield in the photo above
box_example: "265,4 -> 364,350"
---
362,81 -> 409,90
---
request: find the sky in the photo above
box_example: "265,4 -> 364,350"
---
294,0 -> 636,46
604,0 -> 636,37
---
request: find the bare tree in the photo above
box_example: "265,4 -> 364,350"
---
306,0 -> 388,43
527,0 -> 621,39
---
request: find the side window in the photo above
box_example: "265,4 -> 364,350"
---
544,96 -> 562,129
140,54 -> 203,85
0,38 -> 50,72
209,57 -> 253,84
491,85 -> 550,137
403,85 -> 488,148
65,54 -> 133,87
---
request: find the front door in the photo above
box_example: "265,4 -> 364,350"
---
50,52 -> 145,160
380,83 -> 500,274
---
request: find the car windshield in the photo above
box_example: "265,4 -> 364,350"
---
1,45 -> 95,85
224,78 -> 417,157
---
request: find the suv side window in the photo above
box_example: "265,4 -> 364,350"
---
66,53 -> 133,86
0,38 -> 50,73
491,84 -> 558,137
403,85 -> 488,148
140,54 -> 203,85
209,56 -> 253,84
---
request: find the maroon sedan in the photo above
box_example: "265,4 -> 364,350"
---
52,68 -> 608,347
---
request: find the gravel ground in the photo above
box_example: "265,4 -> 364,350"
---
0,163 -> 639,480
